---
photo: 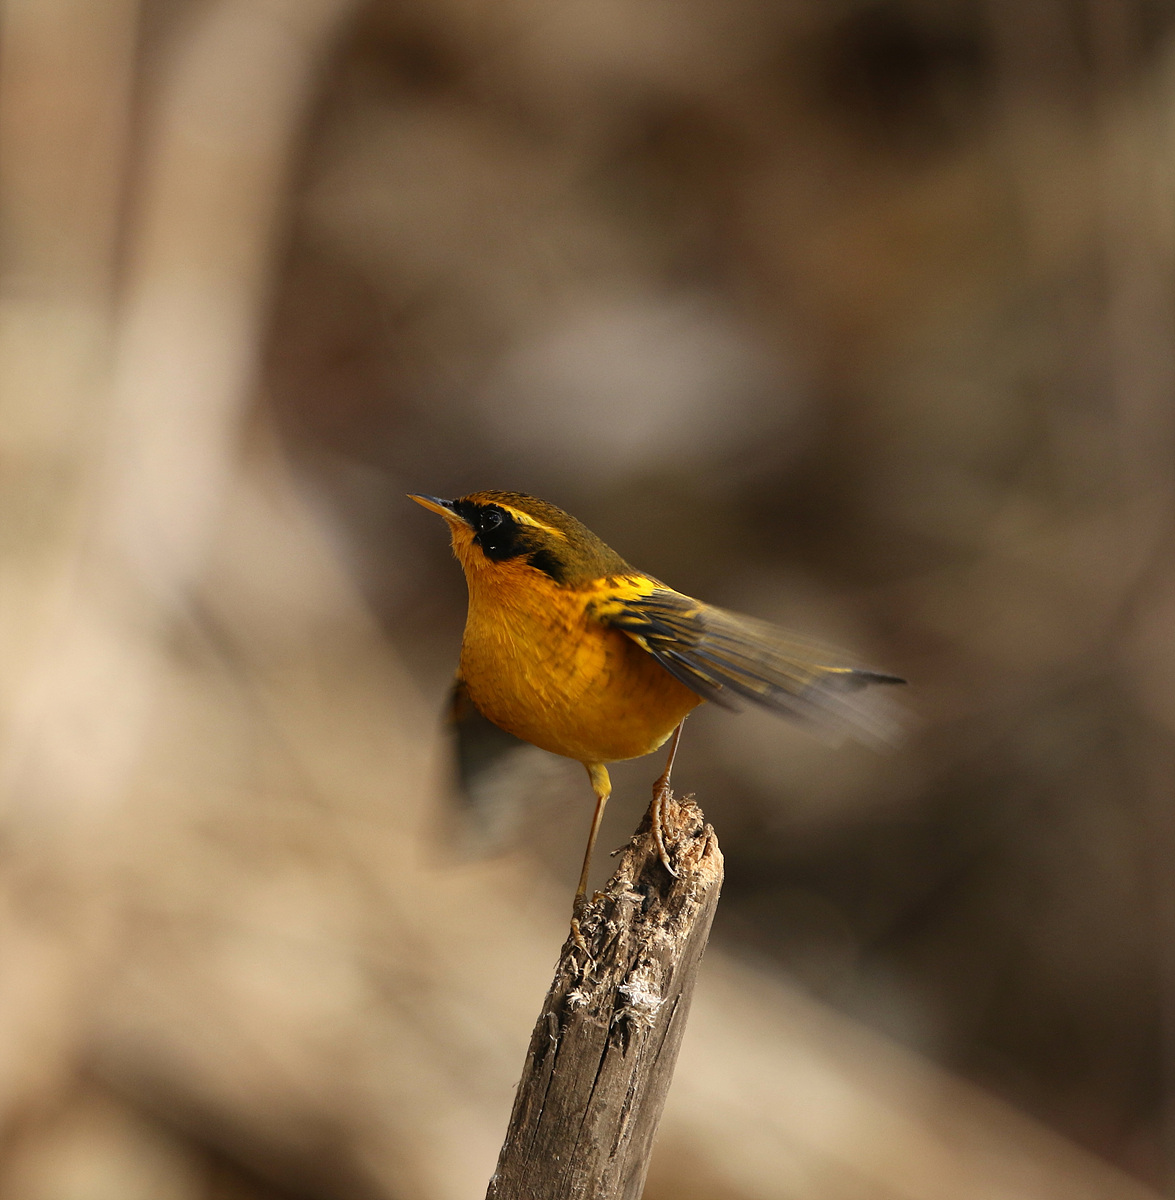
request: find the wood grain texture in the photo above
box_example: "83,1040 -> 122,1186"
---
487,791 -> 723,1200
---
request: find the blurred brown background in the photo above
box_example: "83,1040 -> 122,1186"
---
3,0 -> 1175,1196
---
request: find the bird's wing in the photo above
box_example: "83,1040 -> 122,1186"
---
446,676 -> 532,851
595,585 -> 905,743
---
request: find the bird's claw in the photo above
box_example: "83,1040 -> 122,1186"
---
569,911 -> 589,953
570,893 -> 592,954
651,781 -> 678,877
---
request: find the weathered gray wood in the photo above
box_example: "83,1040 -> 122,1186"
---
487,791 -> 723,1200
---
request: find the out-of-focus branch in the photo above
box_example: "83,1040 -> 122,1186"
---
6,0 -> 358,828
0,0 -> 357,1140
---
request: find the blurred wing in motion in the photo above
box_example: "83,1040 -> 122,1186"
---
599,586 -> 906,744
446,677 -> 532,852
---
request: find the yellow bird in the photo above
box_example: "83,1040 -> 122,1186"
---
412,490 -> 904,919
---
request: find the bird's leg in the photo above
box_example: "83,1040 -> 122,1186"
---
650,719 -> 687,877
571,762 -> 612,949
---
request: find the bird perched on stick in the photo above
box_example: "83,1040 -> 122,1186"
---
412,491 -> 904,927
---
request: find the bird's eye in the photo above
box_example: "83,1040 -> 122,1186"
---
481,509 -> 503,530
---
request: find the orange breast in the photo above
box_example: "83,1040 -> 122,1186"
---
458,564 -> 701,764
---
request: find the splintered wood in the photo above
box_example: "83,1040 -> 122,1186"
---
487,793 -> 723,1200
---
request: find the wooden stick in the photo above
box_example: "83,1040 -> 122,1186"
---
487,791 -> 723,1200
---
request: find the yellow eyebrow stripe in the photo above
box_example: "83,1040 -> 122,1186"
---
499,505 -> 568,539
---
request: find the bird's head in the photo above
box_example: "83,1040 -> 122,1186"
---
410,491 -> 631,587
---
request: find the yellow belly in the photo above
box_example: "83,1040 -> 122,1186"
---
458,569 -> 701,764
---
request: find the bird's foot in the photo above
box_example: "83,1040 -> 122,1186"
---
650,780 -> 678,878
569,895 -> 589,954
569,917 -> 588,953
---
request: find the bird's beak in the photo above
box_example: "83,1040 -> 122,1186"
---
409,494 -> 467,523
